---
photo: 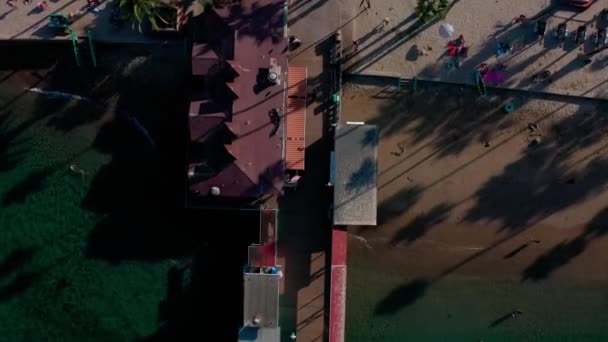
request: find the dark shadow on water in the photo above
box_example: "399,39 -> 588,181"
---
85,208 -> 195,263
374,278 -> 430,315
138,211 -> 259,342
82,115 -> 163,213
0,111 -> 33,173
0,247 -> 36,278
45,98 -> 107,132
1,167 -> 54,206
0,272 -> 41,302
489,312 -> 515,327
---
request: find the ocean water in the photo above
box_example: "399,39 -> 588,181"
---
0,40 -> 264,340
346,249 -> 608,342
0,74 -> 177,341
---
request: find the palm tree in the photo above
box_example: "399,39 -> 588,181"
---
119,0 -> 172,32
415,0 -> 449,22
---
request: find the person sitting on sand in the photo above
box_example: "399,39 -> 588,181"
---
36,0 -> 48,10
455,34 -> 465,46
511,15 -> 526,24
87,0 -> 100,8
7,0 -> 17,7
478,63 -> 489,75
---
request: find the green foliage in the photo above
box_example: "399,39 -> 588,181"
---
196,0 -> 240,9
415,0 -> 450,22
119,0 -> 172,32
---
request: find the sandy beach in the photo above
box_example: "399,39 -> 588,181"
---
346,0 -> 608,99
342,81 -> 608,340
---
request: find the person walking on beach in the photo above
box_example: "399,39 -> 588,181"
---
378,17 -> 390,31
352,39 -> 360,52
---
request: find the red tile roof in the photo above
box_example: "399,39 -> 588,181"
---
285,66 -> 306,171
189,162 -> 258,197
188,0 -> 287,199
189,115 -> 225,142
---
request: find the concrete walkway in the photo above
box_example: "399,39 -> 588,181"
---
277,0 -> 356,341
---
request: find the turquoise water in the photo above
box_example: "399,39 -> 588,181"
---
0,40 -> 261,339
0,78 -> 177,340
347,252 -> 608,342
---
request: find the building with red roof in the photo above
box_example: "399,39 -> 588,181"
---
186,0 -> 289,204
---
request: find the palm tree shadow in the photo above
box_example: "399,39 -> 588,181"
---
390,203 -> 452,245
1,167 -> 54,207
0,272 -> 41,302
377,185 -> 423,225
522,237 -> 587,281
522,207 -> 608,281
374,277 -> 430,315
0,111 -> 32,173
0,247 -> 37,277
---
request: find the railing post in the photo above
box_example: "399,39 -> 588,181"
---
70,29 -> 80,66
87,30 -> 97,68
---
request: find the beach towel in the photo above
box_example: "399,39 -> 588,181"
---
483,71 -> 505,85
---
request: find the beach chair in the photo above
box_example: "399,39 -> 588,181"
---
556,23 -> 569,43
595,29 -> 607,48
48,13 -> 71,31
534,20 -> 546,38
574,25 -> 587,45
531,70 -> 552,85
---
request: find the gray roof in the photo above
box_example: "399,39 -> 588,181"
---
243,273 -> 280,329
333,124 -> 378,226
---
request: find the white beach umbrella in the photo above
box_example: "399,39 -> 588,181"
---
439,23 -> 455,39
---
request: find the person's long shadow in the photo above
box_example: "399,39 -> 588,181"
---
503,242 -> 531,259
489,312 -> 515,327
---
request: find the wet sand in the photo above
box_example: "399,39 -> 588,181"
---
342,82 -> 608,340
